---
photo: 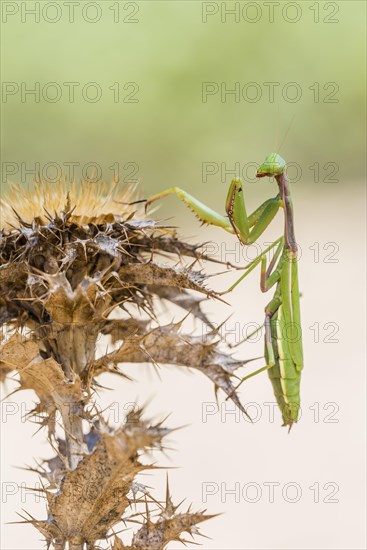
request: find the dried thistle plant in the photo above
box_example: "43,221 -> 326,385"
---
0,179 -> 248,549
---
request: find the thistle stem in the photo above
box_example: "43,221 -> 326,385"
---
61,407 -> 87,471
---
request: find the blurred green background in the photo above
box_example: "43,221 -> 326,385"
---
1,0 -> 365,204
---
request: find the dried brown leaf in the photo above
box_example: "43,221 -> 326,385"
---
118,263 -> 215,298
150,285 -> 214,327
130,511 -> 213,550
94,322 -> 246,415
0,334 -> 40,375
101,319 -> 150,344
44,414 -> 172,546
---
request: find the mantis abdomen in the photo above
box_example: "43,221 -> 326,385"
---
267,304 -> 301,427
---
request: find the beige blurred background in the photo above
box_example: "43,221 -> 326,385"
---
1,1 -> 366,549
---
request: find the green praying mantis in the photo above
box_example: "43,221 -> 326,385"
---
144,153 -> 303,427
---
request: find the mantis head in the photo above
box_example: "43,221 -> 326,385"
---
256,153 -> 286,178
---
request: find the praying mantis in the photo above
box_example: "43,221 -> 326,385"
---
144,153 -> 303,427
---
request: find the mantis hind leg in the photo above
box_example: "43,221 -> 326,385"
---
260,239 -> 284,292
236,294 -> 281,386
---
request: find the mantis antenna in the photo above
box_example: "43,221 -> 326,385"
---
276,113 -> 296,156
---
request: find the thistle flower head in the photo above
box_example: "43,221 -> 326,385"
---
0,178 -> 139,228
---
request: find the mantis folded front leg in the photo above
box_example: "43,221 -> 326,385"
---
145,153 -> 303,427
